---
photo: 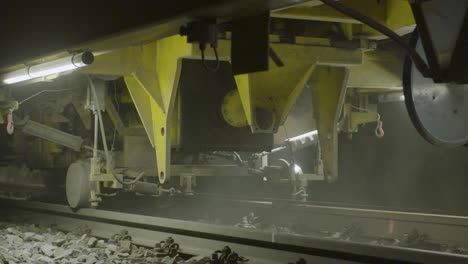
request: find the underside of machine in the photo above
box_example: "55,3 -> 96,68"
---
0,0 -> 467,262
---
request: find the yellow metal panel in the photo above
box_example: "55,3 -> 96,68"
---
133,42 -> 164,109
156,35 -> 193,111
83,34 -> 384,186
310,66 -> 348,182
85,35 -> 192,184
221,90 -> 248,127
347,50 -> 402,89
234,74 -> 254,127
359,0 -> 415,38
124,76 -> 155,147
203,39 -> 362,133
385,0 -> 415,32
151,35 -> 192,183
272,0 -> 414,39
240,42 -> 361,133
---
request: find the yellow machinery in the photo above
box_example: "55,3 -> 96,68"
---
0,0 -> 465,208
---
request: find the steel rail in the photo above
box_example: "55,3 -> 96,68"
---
192,194 -> 468,227
168,194 -> 468,248
1,200 -> 468,264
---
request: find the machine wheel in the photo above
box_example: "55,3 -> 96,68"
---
403,29 -> 468,147
66,160 -> 94,209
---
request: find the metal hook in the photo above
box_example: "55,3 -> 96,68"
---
6,110 -> 14,135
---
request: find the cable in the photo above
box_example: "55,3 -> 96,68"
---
123,171 -> 146,185
87,76 -> 145,186
18,88 -> 74,105
211,151 -> 244,166
350,104 -> 374,113
319,0 -> 432,78
232,151 -> 244,166
200,43 -> 220,72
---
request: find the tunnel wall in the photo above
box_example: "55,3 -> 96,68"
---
306,101 -> 468,215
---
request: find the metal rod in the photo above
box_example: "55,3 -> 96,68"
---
87,76 -> 145,186
93,111 -> 99,158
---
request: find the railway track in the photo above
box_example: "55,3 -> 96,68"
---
99,194 -> 468,250
1,199 -> 468,263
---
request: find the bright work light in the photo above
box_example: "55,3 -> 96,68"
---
2,51 -> 94,84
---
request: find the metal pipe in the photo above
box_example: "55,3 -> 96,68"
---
93,112 -> 99,158
3,52 -> 94,84
131,181 -> 160,195
21,119 -> 84,151
285,130 -> 318,153
88,77 -> 111,168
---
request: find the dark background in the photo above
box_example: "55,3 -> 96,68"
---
0,0 -> 308,68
